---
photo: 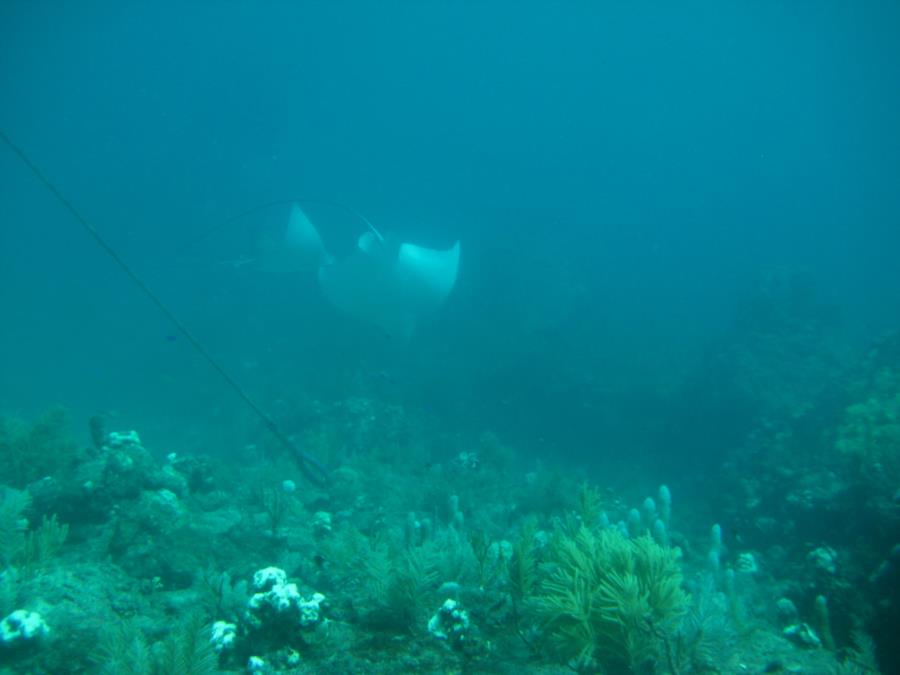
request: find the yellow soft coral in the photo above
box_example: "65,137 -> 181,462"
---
536,526 -> 688,673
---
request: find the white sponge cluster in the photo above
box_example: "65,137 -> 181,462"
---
252,567 -> 287,590
428,598 -> 470,645
0,610 -> 48,647
209,620 -> 236,654
246,567 -> 326,631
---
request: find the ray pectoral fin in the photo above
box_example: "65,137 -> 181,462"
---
392,240 -> 461,313
285,202 -> 329,268
257,203 -> 330,274
317,239 -> 460,338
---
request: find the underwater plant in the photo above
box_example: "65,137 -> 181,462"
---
155,612 -> 220,675
535,526 -> 688,673
578,481 -> 604,529
0,408 -> 79,487
363,537 -> 443,633
508,517 -> 539,604
94,620 -> 154,675
831,629 -> 881,674
94,613 -> 217,675
195,567 -> 249,624
18,513 -> 68,575
0,488 -> 31,568
666,583 -> 738,674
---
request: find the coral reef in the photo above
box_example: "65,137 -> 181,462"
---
0,382 -> 892,673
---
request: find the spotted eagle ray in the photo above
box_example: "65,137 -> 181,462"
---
284,202 -> 461,339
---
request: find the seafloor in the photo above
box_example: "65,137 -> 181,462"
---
2,327 -> 899,674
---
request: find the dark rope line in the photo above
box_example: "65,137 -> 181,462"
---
0,129 -> 328,486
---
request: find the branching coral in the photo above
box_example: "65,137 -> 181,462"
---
535,526 -> 688,673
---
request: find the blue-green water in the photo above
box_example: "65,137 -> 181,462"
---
1,3 -> 899,673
